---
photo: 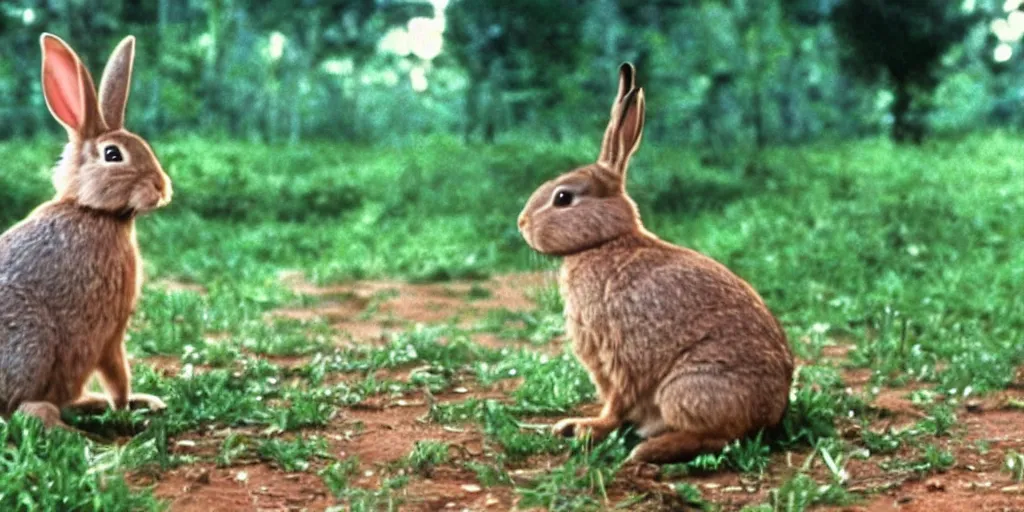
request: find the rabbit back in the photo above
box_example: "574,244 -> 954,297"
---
0,202 -> 140,411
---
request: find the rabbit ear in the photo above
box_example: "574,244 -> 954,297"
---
40,34 -> 86,132
598,63 -> 645,178
598,63 -> 636,165
98,35 -> 135,130
613,88 -> 645,174
40,34 -> 102,137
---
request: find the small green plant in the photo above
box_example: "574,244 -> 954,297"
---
860,427 -> 903,455
886,444 -> 956,474
516,431 -> 631,511
1004,451 -> 1024,482
404,441 -> 451,476
918,444 -> 955,474
257,436 -> 331,472
776,365 -> 857,448
768,473 -> 852,511
319,457 -> 361,496
917,404 -> 956,437
727,432 -> 773,474
675,483 -> 713,511
217,432 -> 253,467
465,458 -> 512,487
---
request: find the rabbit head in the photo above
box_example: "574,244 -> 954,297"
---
41,34 -> 172,218
518,63 -> 645,256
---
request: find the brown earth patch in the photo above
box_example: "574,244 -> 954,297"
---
273,271 -> 552,346
148,463 -> 332,511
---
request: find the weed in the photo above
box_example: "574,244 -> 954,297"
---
917,444 -> 956,473
465,458 -> 512,487
675,483 -> 713,511
860,427 -> 903,455
217,432 -> 252,467
403,440 -> 451,476
767,473 -> 852,510
257,435 -> 331,472
0,415 -> 162,511
319,457 -> 361,496
517,431 -> 631,511
916,404 -> 957,437
1005,452 -> 1024,482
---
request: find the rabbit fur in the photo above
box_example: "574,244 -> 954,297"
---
518,63 -> 793,463
0,34 -> 171,428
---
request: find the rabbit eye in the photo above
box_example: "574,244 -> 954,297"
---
103,146 -> 123,162
553,190 -> 574,208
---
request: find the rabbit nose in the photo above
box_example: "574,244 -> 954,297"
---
518,214 -> 529,230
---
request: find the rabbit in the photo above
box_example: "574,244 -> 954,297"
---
517,63 -> 794,464
0,34 -> 172,429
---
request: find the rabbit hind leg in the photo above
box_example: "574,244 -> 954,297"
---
628,372 -> 754,464
16,401 -> 68,429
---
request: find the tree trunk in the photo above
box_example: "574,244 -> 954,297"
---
891,82 -> 923,144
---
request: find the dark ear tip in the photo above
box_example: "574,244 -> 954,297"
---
618,62 -> 634,80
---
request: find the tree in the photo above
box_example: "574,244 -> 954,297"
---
445,0 -> 588,141
831,0 -> 979,143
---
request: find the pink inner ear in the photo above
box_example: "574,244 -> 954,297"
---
42,39 -> 84,130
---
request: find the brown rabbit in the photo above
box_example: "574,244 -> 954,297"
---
0,34 -> 172,428
517,63 -> 793,463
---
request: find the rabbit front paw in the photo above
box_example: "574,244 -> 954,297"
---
552,417 -> 616,442
128,393 -> 167,412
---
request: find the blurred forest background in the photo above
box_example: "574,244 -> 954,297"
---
0,0 -> 1022,148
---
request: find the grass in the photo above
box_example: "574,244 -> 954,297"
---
0,131 -> 1021,510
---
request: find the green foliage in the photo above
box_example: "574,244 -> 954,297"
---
445,0 -> 588,141
832,0 -> 981,142
319,457 -> 361,496
776,366 -> 860,448
767,473 -> 852,510
257,435 -> 331,472
1005,451 -> 1024,482
4,1 -> 1019,146
516,431 -> 631,511
402,441 -> 451,476
0,415 -> 162,511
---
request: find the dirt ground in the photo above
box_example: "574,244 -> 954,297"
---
142,272 -> 1024,511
